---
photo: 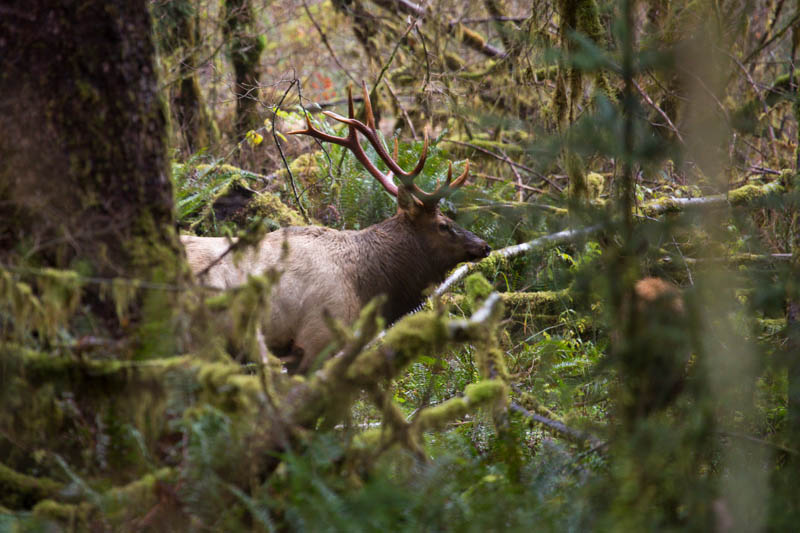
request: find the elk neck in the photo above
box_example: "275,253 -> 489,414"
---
348,213 -> 447,323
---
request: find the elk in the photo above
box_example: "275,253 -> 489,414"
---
182,82 -> 490,372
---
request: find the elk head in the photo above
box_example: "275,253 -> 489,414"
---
287,81 -> 491,265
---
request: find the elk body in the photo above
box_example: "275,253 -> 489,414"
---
182,83 -> 490,372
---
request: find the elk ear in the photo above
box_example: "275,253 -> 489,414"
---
397,186 -> 425,219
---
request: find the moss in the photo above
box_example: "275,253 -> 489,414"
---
586,172 -> 605,199
779,169 -> 797,189
465,273 -> 493,309
457,60 -> 502,80
565,151 -> 588,205
728,182 -> 784,205
447,290 -> 569,317
464,379 -> 507,405
456,24 -> 486,49
526,65 -> 560,82
195,362 -> 262,412
640,197 -> 681,217
444,51 -> 465,71
349,428 -> 384,453
32,500 -> 94,527
458,138 -> 525,154
232,191 -> 306,228
224,0 -> 265,134
415,380 -> 507,433
416,397 -> 469,432
350,311 -> 448,379
102,468 -> 175,522
3,345 -> 264,415
0,462 -> 63,509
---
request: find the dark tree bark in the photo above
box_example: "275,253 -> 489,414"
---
0,1 -> 185,296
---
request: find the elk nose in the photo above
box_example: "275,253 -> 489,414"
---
482,243 -> 492,257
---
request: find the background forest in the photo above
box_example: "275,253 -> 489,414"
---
1,0 -> 799,530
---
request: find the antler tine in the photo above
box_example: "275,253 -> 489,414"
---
290,81 -> 470,207
415,160 -> 471,205
287,88 -> 399,197
323,82 -> 428,181
361,80 -> 376,130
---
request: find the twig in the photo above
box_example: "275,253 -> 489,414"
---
302,1 -> 357,84
384,79 -> 417,139
451,16 -> 529,25
631,79 -> 685,144
721,47 -> 779,161
370,0 -> 505,58
500,148 -> 525,201
510,401 -> 605,449
272,77 -> 310,223
474,172 -> 546,194
374,16 -> 420,91
747,166 -> 782,176
441,138 -> 563,191
742,10 -> 800,66
194,239 -> 239,280
718,429 -> 798,455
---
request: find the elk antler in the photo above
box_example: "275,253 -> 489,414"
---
287,81 -> 469,207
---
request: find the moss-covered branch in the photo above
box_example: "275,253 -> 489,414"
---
370,0 -> 504,58
276,293 -> 505,440
435,179 -> 789,297
639,180 -> 786,217
0,462 -> 64,510
1,346 -> 264,414
444,289 -> 571,318
435,225 -> 604,297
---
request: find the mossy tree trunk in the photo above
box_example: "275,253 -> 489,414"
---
0,0 -> 185,306
556,0 -> 608,214
154,0 -> 220,153
223,0 -> 266,138
0,2 -> 188,521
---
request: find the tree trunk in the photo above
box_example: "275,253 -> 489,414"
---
0,0 -> 185,306
223,0 -> 265,138
153,0 -> 220,153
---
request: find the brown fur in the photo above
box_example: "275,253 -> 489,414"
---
634,277 -> 684,314
182,203 -> 489,372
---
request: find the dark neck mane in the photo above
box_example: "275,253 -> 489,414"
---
348,214 -> 444,323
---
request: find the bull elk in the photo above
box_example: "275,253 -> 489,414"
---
182,82 -> 491,372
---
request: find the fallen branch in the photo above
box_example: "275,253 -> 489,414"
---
434,225 -> 603,297
371,0 -> 504,58
510,402 -> 605,449
639,180 -> 785,218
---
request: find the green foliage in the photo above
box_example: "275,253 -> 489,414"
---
173,158 -> 267,234
4,0 -> 800,530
